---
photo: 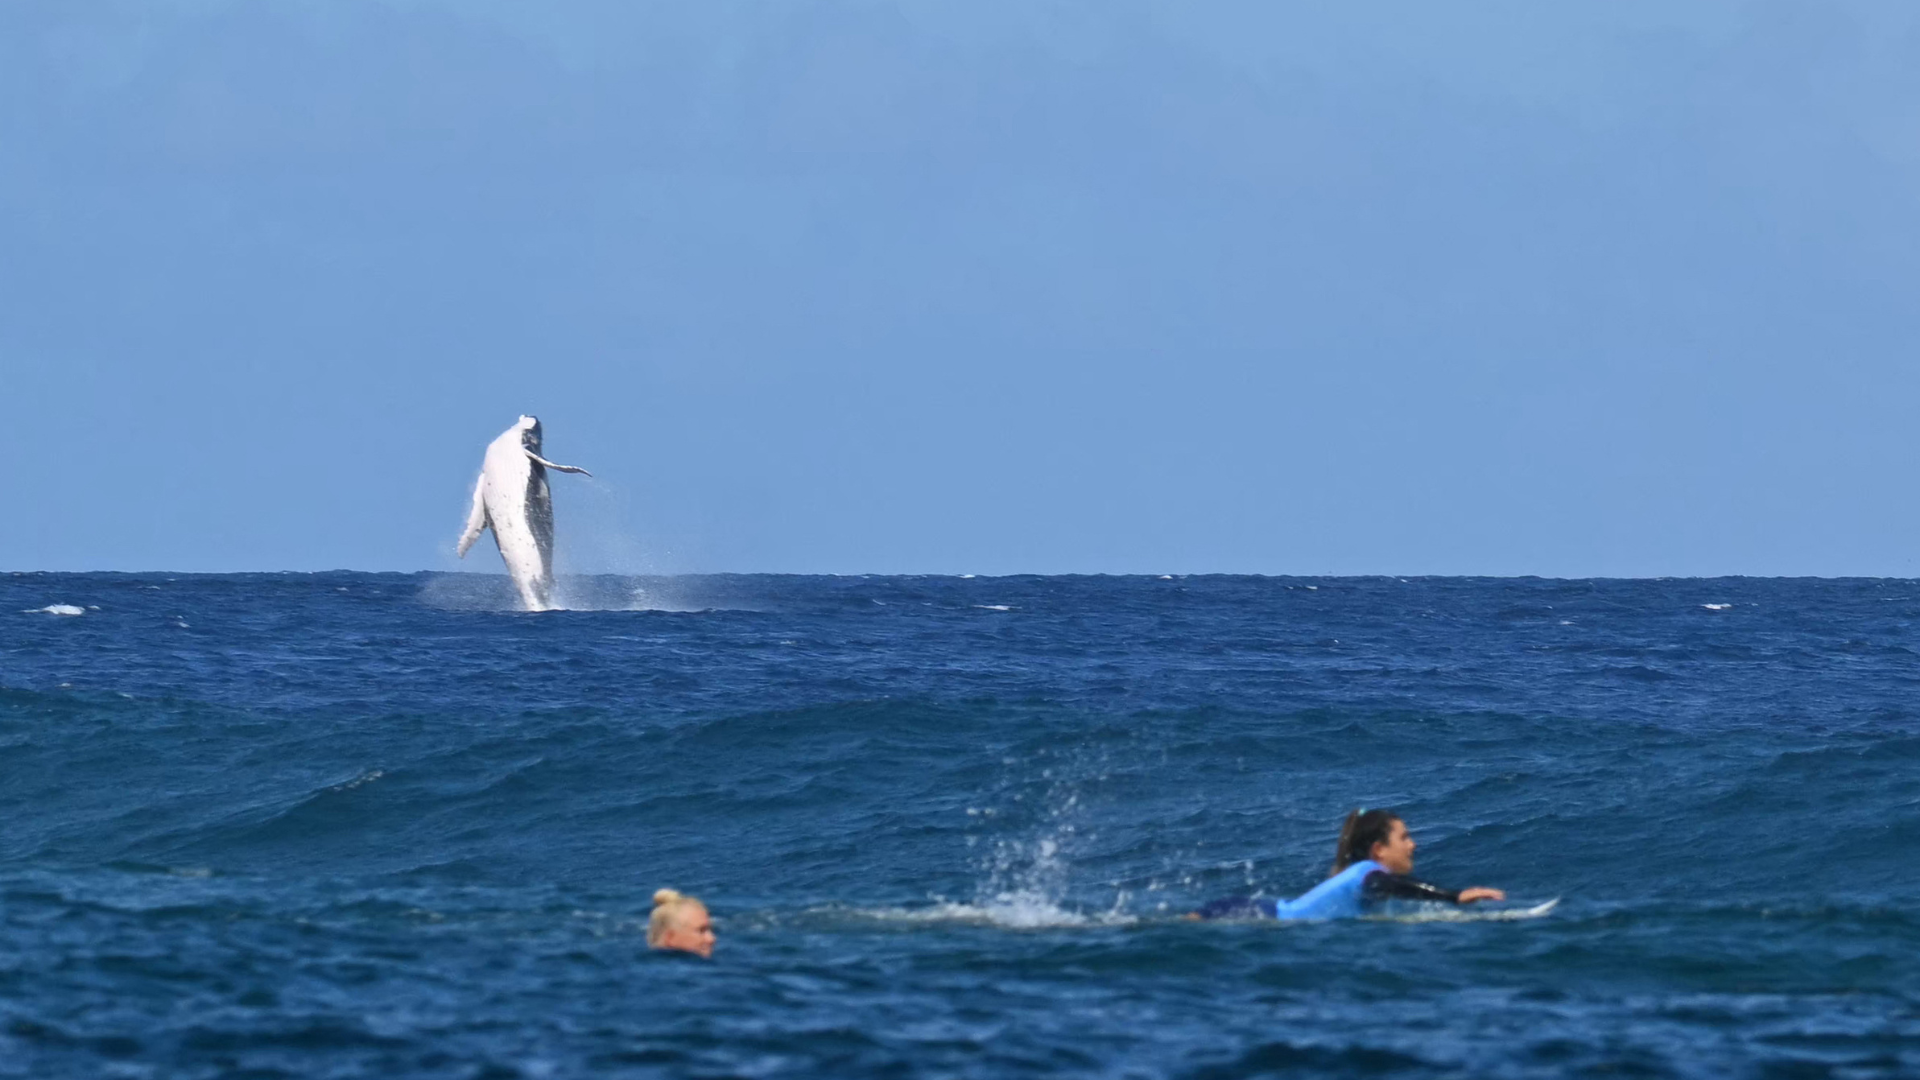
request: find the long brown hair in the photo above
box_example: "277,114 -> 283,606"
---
1331,808 -> 1401,875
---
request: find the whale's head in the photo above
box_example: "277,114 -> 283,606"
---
515,414 -> 543,451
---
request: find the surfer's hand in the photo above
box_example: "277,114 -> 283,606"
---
1456,887 -> 1505,904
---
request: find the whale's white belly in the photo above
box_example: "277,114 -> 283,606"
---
458,416 -> 588,613
478,432 -> 555,610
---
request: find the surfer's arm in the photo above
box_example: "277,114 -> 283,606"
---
1363,871 -> 1502,905
525,450 -> 591,476
1362,871 -> 1458,904
456,475 -> 488,557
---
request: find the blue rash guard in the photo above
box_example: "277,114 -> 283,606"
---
1195,860 -> 1464,921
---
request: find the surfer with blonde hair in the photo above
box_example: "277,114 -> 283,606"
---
648,888 -> 716,958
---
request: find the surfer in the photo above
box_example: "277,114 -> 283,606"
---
648,888 -> 716,958
1193,808 -> 1504,920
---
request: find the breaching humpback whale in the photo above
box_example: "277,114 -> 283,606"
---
457,415 -> 591,611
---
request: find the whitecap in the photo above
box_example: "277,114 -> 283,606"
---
974,604 -> 1014,612
329,769 -> 385,792
1702,603 -> 1733,611
25,604 -> 84,616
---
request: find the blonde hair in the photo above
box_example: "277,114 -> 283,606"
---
648,888 -> 704,947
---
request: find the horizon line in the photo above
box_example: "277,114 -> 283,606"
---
8,568 -> 1920,583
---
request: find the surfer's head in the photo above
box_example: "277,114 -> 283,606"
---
648,888 -> 715,958
1332,808 -> 1413,876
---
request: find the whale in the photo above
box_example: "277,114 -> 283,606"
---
456,415 -> 591,611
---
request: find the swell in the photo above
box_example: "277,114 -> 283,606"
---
6,686 -> 1913,922
7,573 -> 1920,1079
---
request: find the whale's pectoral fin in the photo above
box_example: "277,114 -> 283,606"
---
456,474 -> 489,557
525,450 -> 592,477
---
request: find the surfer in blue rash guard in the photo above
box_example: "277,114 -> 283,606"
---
1193,808 -> 1505,921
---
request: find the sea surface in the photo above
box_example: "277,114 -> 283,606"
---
2,572 -> 1916,1078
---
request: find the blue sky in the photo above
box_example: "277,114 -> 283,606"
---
5,1 -> 1919,575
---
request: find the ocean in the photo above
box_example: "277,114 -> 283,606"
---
2,572 -> 1915,1078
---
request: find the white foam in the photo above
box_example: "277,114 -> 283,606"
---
1702,603 -> 1733,611
422,574 -> 739,614
764,896 -> 1559,933
25,604 -> 84,616
328,769 -> 385,793
823,896 -> 1135,930
974,604 -> 1014,612
621,594 -> 719,614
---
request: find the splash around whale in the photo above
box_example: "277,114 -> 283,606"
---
455,415 -> 590,611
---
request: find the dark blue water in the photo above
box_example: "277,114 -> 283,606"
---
3,573 -> 1917,1078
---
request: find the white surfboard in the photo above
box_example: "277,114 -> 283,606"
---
1370,897 -> 1560,923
